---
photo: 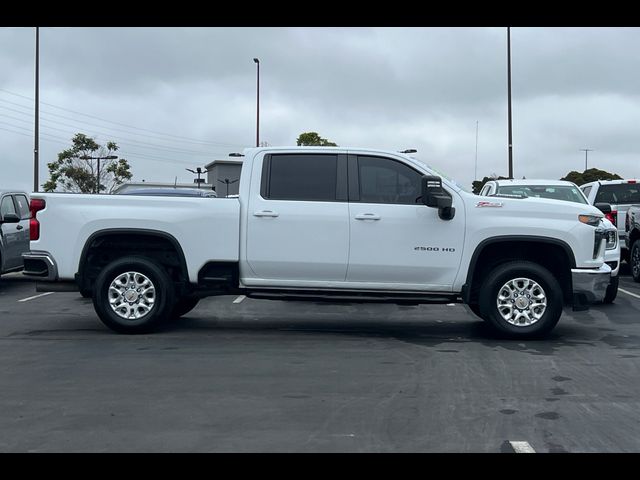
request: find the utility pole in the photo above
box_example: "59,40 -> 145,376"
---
507,27 -> 513,179
186,167 -> 205,189
474,120 -> 479,181
253,58 -> 260,147
34,27 -> 39,192
580,148 -> 593,171
81,155 -> 118,193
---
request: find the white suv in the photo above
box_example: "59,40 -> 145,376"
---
480,179 -> 620,303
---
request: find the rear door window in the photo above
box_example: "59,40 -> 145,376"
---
1,195 -> 17,217
264,154 -> 339,202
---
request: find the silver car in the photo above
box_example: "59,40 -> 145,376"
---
0,190 -> 30,277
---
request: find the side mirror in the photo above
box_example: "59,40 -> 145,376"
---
595,202 -> 612,215
0,212 -> 20,224
421,175 -> 455,220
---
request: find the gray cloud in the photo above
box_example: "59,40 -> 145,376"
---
1,27 -> 640,194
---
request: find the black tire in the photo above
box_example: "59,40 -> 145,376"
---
603,275 -> 619,304
171,297 -> 200,319
479,261 -> 563,339
467,303 -> 483,320
631,241 -> 640,283
92,256 -> 175,334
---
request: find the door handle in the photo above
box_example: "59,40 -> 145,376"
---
253,210 -> 279,217
16,225 -> 24,230
354,213 -> 381,220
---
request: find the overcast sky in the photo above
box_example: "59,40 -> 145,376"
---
1,27 -> 639,193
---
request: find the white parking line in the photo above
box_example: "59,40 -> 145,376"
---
233,295 -> 246,304
619,288 -> 640,300
509,441 -> 536,453
18,292 -> 54,303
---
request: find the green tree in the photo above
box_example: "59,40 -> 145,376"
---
472,174 -> 509,194
296,132 -> 338,146
560,167 -> 622,186
43,133 -> 133,193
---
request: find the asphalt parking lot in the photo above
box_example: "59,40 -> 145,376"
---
1,270 -> 640,453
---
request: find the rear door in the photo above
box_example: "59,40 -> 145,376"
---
0,194 -> 21,270
245,153 -> 350,284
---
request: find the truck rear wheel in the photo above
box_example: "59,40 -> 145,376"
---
479,261 -> 562,338
93,256 -> 175,334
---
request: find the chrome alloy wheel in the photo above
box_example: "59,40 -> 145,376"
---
108,271 -> 156,320
496,277 -> 547,326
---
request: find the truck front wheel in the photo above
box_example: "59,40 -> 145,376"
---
93,256 -> 175,334
479,261 -> 562,338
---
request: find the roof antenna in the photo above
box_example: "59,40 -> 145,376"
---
174,176 -> 177,188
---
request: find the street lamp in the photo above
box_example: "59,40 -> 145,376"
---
507,27 -> 513,179
218,178 -> 239,197
186,167 -> 205,189
80,155 -> 118,193
254,58 -> 260,147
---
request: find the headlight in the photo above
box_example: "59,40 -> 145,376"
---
606,230 -> 617,249
579,214 -> 602,226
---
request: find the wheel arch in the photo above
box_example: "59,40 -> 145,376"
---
462,236 -> 576,306
77,228 -> 189,293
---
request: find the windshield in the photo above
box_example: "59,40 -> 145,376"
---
496,185 -> 588,204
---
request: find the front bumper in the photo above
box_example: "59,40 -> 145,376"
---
572,263 -> 612,308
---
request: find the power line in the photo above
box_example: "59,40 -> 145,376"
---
0,88 -> 247,148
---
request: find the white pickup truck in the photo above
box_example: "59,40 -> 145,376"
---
23,147 -> 611,338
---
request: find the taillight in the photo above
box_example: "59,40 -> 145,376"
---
29,198 -> 46,241
628,180 -> 637,184
605,210 -> 617,227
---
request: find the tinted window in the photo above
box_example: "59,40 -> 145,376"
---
595,184 -> 640,204
14,195 -> 30,219
358,156 -> 421,205
581,186 -> 592,199
1,196 -> 17,217
267,154 -> 337,201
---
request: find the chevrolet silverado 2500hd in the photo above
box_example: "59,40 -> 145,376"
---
22,147 -> 611,337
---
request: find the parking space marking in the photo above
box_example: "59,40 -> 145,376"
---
509,441 -> 536,453
620,288 -> 640,300
233,295 -> 246,304
18,292 -> 54,303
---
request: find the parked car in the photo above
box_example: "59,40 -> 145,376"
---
580,179 -> 640,262
0,190 -> 30,277
23,147 -> 610,338
480,179 -> 620,303
623,205 -> 640,282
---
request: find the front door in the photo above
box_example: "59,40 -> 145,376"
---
346,155 -> 465,291
245,153 -> 350,285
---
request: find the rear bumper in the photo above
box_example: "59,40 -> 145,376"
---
571,263 -> 611,309
22,251 -> 58,281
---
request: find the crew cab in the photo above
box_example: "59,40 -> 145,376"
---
480,179 -> 620,303
23,147 -> 611,338
581,179 -> 640,261
1,190 -> 30,278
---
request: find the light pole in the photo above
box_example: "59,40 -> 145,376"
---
81,155 -> 118,193
253,58 -> 260,147
218,178 -> 239,197
186,167 -> 205,189
580,148 -> 593,171
507,27 -> 513,179
34,26 -> 39,192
